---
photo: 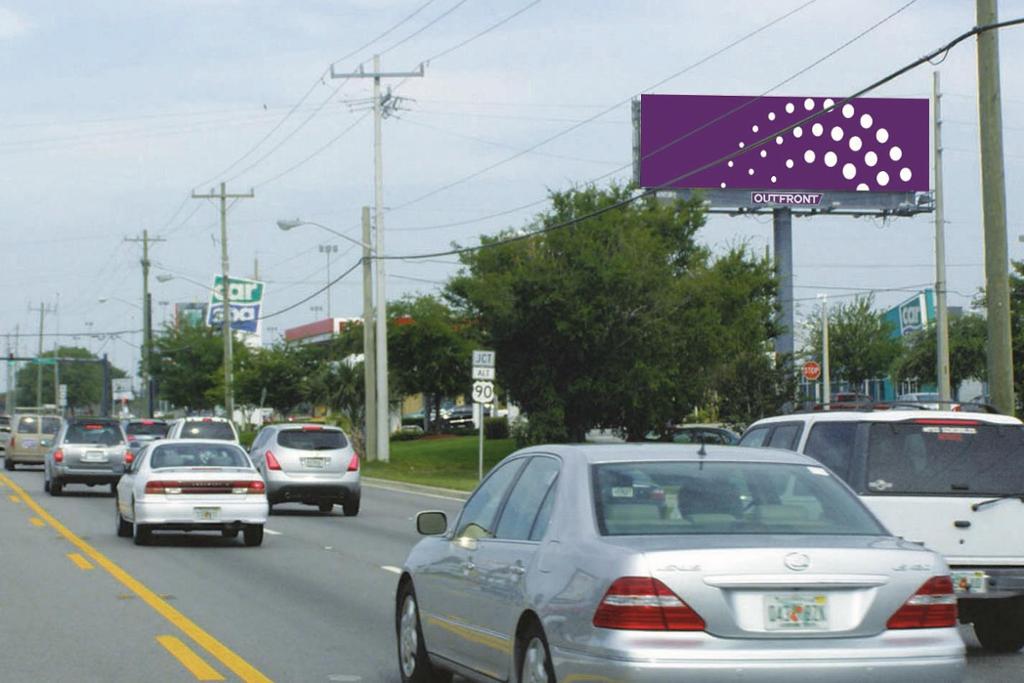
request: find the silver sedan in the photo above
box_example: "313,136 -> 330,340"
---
114,439 -> 268,546
396,444 -> 965,683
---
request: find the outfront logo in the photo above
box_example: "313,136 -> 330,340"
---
751,191 -> 823,206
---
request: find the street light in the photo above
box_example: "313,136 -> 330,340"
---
98,296 -> 142,311
276,213 -> 382,461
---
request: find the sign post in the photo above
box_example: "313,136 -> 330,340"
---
472,350 -> 496,480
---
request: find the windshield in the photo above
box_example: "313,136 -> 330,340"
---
592,460 -> 884,536
866,421 -> 1024,496
42,417 -> 62,434
127,421 -> 168,437
180,421 -> 235,440
150,443 -> 250,469
65,423 -> 123,446
277,429 -> 347,451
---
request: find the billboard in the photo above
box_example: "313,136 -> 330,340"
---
206,276 -> 264,339
175,302 -> 207,327
638,94 -> 928,194
885,289 -> 935,338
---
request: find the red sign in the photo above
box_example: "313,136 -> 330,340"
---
803,361 -> 822,381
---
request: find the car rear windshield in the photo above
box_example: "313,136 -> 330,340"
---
17,416 -> 60,434
150,444 -> 249,469
42,417 -> 61,434
180,421 -> 235,440
866,420 -> 1024,496
277,428 -> 347,450
127,421 -> 168,437
592,460 -> 884,536
65,423 -> 123,446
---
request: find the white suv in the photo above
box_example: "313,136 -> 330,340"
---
165,416 -> 239,443
742,407 -> 1024,652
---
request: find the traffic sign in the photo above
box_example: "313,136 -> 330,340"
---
31,357 -> 57,366
472,349 -> 495,368
472,366 -> 495,380
472,381 -> 495,404
58,384 -> 67,407
802,361 -> 822,381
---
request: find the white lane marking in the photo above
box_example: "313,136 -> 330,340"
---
264,529 -> 282,536
328,675 -> 362,682
381,566 -> 402,575
363,481 -> 467,503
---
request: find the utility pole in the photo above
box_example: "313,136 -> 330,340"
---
332,54 -> 425,462
5,333 -> 12,416
319,244 -> 339,317
192,182 -> 255,423
361,206 -> 377,462
28,302 -> 55,409
125,229 -> 166,417
977,0 -> 1014,413
933,71 -> 952,402
820,295 -> 831,408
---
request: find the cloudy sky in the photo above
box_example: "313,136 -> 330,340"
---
1,0 -> 1022,382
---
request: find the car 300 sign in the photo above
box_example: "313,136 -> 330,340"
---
472,381 -> 495,404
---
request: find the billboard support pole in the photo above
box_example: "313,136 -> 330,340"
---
772,208 -> 794,365
933,71 -> 952,402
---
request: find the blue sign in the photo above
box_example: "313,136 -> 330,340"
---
206,302 -> 261,334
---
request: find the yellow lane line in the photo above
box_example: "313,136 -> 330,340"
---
67,553 -> 94,571
8,494 -> 21,503
30,517 -> 45,527
0,474 -> 272,683
157,635 -> 225,681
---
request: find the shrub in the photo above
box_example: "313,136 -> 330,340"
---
484,416 -> 509,440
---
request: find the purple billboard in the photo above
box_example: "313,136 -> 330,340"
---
639,94 -> 928,193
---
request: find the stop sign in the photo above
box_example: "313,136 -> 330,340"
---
803,361 -> 822,381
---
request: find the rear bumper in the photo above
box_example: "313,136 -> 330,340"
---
52,465 -> 121,485
134,498 -> 268,527
7,453 -> 43,464
551,629 -> 965,683
949,565 -> 1024,600
265,471 -> 360,504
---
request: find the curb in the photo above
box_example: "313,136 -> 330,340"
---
362,477 -> 471,501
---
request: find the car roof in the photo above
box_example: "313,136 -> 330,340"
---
750,409 -> 1022,426
181,416 -> 231,422
274,423 -> 342,431
148,438 -> 246,449
519,443 -> 817,466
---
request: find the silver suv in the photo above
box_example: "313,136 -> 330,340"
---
44,417 -> 127,495
742,407 -> 1024,652
249,424 -> 360,516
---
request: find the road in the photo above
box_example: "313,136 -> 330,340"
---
0,462 -> 1021,682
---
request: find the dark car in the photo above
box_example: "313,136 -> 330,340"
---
123,418 -> 169,443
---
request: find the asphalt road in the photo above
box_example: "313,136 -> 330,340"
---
0,461 -> 1021,682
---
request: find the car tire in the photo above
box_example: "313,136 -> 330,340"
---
4,457 -> 14,471
132,507 -> 152,546
51,480 -> 63,496
109,483 -> 117,496
517,623 -> 556,683
396,582 -> 451,683
974,612 -> 1024,653
43,475 -> 50,493
343,494 -> 360,517
115,501 -> 132,538
222,529 -> 239,539
243,524 -> 263,547
319,502 -> 333,514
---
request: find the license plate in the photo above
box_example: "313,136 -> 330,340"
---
193,507 -> 220,521
302,457 -> 326,469
82,451 -> 108,463
952,571 -> 987,594
23,439 -> 36,448
765,594 -> 829,630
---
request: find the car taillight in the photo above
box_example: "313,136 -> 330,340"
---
124,453 -> 134,464
9,436 -> 14,448
593,577 -> 705,631
651,488 -> 665,502
145,480 -> 182,494
265,450 -> 281,470
887,576 -> 957,629
347,452 -> 360,472
53,449 -> 64,463
232,480 -> 265,494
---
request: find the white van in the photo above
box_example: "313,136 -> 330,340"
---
743,408 -> 1024,652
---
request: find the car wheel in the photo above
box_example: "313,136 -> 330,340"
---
132,506 -> 152,546
343,494 -> 361,517
974,612 -> 1024,653
318,502 -> 333,514
115,500 -> 132,538
243,524 -> 263,547
4,457 -> 14,471
43,474 -> 50,493
517,623 -> 555,683
109,483 -> 117,496
396,582 -> 451,683
222,529 -> 239,539
51,480 -> 63,496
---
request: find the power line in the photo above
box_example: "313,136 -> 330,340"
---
378,0 -> 470,56
421,0 -> 542,63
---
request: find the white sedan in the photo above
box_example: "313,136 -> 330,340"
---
114,439 -> 269,546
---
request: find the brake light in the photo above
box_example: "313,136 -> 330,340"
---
85,424 -> 103,430
650,488 -> 665,502
53,449 -> 64,463
142,420 -> 154,425
124,453 -> 134,464
232,480 -> 265,494
593,577 -> 705,631
145,480 -> 182,494
301,425 -> 323,431
887,576 -> 957,629
347,452 -> 360,472
265,451 -> 281,470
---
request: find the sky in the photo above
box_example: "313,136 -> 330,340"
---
1,0 -> 1023,386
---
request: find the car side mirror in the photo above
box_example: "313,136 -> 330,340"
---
416,511 -> 448,535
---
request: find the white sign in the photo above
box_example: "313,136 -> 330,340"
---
112,378 -> 134,402
58,384 -> 67,407
472,367 -> 495,380
472,350 -> 495,368
472,381 -> 495,404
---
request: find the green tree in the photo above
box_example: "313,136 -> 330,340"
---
804,295 -> 901,387
234,344 -> 306,415
892,314 -> 988,393
14,346 -> 126,412
150,323 -> 250,411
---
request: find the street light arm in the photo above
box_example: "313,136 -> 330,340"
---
155,272 -> 217,293
276,219 -> 374,252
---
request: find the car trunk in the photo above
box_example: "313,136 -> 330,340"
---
63,443 -> 124,470
275,429 -> 349,475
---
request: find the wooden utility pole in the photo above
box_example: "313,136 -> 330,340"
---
933,71 -> 952,402
125,230 -> 166,417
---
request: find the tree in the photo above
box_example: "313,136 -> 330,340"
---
388,295 -> 477,431
892,314 -> 988,393
14,346 -> 126,412
804,295 -> 901,387
150,323 -> 250,411
234,344 -> 306,415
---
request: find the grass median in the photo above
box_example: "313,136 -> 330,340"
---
362,435 -> 518,491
